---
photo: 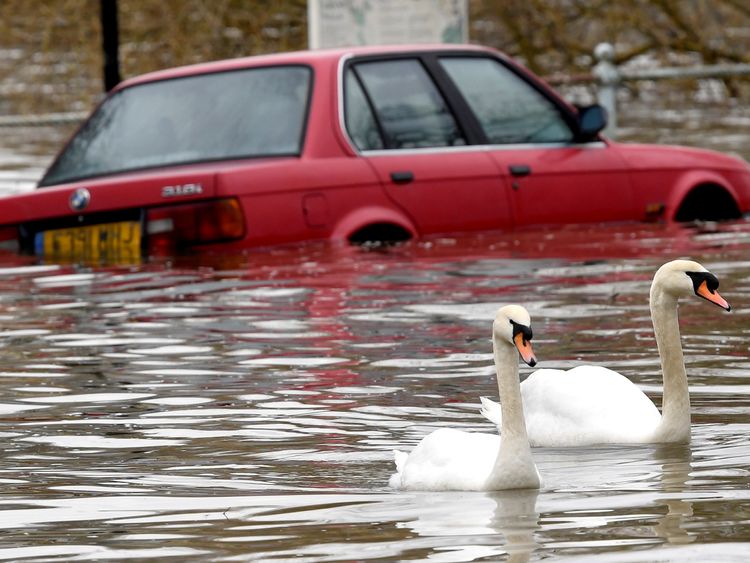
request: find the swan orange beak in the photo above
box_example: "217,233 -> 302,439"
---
696,280 -> 731,311
514,332 -> 537,367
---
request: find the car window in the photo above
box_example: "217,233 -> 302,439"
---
40,65 -> 311,186
439,57 -> 573,144
350,59 -> 465,149
344,70 -> 384,151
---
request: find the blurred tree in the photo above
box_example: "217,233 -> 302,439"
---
0,0 -> 307,113
117,0 -> 307,76
0,0 -> 748,115
470,0 -> 750,73
0,0 -> 100,113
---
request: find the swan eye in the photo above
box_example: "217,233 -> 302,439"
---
509,319 -> 533,343
685,271 -> 719,294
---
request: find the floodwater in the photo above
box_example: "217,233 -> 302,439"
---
0,118 -> 750,561
0,221 -> 748,562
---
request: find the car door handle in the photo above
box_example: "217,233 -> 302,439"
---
509,164 -> 531,177
390,171 -> 414,185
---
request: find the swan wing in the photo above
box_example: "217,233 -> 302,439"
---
477,370 -> 569,433
389,428 -> 500,491
521,365 -> 662,446
393,449 -> 408,473
480,396 -> 502,427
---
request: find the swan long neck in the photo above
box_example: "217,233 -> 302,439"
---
493,339 -> 529,442
650,284 -> 691,442
482,315 -> 540,490
485,334 -> 538,489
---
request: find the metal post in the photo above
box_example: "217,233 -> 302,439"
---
592,42 -> 619,138
100,0 -> 121,92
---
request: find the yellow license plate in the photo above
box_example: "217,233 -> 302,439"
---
36,221 -> 142,263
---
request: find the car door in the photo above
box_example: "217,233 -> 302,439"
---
437,55 -> 636,226
342,58 -> 512,235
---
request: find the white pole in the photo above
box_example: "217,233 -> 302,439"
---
308,0 -> 320,49
592,42 -> 619,139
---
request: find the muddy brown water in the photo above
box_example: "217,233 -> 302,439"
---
0,220 -> 748,561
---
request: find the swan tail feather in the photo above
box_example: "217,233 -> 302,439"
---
480,396 -> 502,427
393,449 -> 408,473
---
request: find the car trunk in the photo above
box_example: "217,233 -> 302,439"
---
0,169 -> 246,262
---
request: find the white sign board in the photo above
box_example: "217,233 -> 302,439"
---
308,0 -> 468,49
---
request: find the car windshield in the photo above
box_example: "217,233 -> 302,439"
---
40,65 -> 311,186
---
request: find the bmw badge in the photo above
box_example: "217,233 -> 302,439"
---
69,188 -> 91,211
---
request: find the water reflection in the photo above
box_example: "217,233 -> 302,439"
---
490,490 -> 541,562
652,444 -> 695,545
0,221 -> 748,560
387,490 -> 541,562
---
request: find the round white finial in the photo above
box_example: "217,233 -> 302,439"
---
594,42 -> 615,62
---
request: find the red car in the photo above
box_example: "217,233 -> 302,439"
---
0,43 -> 748,262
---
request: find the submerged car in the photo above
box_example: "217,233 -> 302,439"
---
0,43 -> 748,262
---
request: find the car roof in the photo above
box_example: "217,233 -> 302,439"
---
115,43 -> 500,89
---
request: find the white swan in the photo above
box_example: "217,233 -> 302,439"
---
480,259 -> 731,446
389,305 -> 540,491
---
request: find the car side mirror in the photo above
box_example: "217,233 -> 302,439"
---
576,104 -> 607,141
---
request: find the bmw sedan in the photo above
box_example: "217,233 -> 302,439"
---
0,43 -> 748,262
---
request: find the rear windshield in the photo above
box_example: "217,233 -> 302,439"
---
40,65 -> 311,186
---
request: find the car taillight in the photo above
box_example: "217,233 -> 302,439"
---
0,226 -> 19,252
146,198 -> 245,253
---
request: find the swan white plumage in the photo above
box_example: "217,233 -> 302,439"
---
480,259 -> 731,446
389,305 -> 540,491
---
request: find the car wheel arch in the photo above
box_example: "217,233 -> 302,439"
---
330,207 -> 417,245
672,180 -> 742,222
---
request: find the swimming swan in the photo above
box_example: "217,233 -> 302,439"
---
480,259 -> 730,447
389,305 -> 540,491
